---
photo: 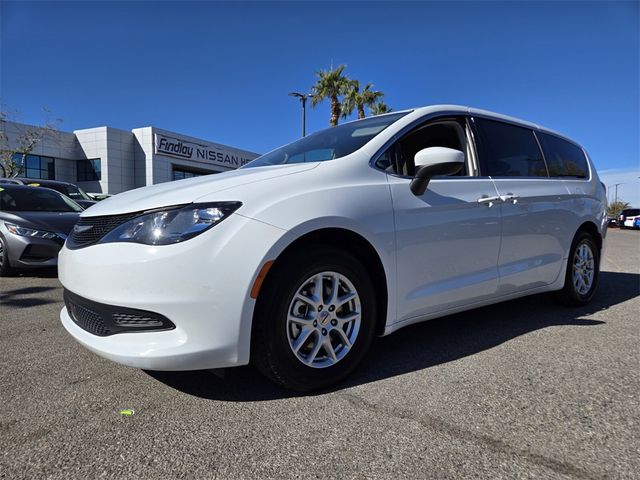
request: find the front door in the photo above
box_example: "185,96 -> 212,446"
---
389,177 -> 502,321
382,117 -> 502,323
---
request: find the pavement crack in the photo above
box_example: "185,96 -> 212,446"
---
338,392 -> 604,480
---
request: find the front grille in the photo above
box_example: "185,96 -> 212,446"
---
68,212 -> 141,248
64,290 -> 175,336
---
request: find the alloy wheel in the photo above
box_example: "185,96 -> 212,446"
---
572,242 -> 595,295
286,271 -> 361,368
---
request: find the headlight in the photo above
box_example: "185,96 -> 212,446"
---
99,202 -> 242,246
5,223 -> 61,240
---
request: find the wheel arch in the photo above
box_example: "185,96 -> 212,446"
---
253,227 -> 390,339
575,220 -> 602,252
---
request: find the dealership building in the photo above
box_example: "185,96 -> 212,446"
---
0,120 -> 260,194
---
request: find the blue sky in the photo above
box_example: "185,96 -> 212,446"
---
1,1 -> 639,204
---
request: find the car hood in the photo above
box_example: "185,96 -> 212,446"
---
1,211 -> 80,235
81,163 -> 319,217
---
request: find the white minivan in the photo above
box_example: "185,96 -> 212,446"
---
59,105 -> 607,391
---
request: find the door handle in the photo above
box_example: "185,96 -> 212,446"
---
477,195 -> 501,207
500,194 -> 520,204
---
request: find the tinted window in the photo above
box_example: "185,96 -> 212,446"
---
474,118 -> 547,177
243,112 -> 409,169
13,154 -> 56,180
77,159 -> 101,182
0,187 -> 83,212
537,132 -> 588,178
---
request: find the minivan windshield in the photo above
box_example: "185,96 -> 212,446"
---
243,112 -> 410,169
0,187 -> 84,213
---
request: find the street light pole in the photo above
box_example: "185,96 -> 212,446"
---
613,183 -> 624,204
289,92 -> 312,137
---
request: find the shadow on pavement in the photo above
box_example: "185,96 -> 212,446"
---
146,270 -> 639,401
0,285 -> 59,308
14,267 -> 59,279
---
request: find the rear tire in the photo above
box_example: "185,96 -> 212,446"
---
0,235 -> 15,277
554,232 -> 600,306
252,246 -> 377,392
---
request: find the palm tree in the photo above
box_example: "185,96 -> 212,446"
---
369,101 -> 392,116
342,81 -> 384,120
310,64 -> 351,127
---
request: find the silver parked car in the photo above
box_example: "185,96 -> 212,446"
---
0,185 -> 82,276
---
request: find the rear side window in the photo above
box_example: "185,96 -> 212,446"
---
537,132 -> 589,178
473,118 -> 547,177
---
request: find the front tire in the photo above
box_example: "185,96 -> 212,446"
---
555,232 -> 600,306
252,246 -> 377,392
0,235 -> 15,277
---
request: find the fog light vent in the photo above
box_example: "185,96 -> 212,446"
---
112,313 -> 164,327
66,299 -> 110,336
63,289 -> 175,336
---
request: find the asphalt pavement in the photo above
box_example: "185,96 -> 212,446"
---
1,229 -> 638,479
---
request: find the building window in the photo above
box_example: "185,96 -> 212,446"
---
77,159 -> 101,181
12,153 -> 56,180
172,166 -> 217,181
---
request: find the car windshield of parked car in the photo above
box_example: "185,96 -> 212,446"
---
0,188 -> 83,212
243,112 -> 410,169
65,184 -> 92,201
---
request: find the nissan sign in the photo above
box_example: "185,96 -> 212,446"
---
154,133 -> 256,168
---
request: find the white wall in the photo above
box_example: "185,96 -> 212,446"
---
2,120 -> 258,194
75,126 -> 136,194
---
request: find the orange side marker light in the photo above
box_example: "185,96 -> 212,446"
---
250,260 -> 274,299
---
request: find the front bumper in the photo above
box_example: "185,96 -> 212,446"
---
3,232 -> 64,268
58,213 -> 291,370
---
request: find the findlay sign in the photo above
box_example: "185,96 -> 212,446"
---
154,134 -> 254,168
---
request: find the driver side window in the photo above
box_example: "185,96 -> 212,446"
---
376,118 -> 469,177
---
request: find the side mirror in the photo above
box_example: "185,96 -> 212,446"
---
410,147 -> 464,196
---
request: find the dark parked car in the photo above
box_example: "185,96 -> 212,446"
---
0,178 -> 97,209
0,185 -> 82,276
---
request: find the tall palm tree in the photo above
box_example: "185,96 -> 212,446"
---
342,81 -> 384,120
369,101 -> 392,116
310,64 -> 351,127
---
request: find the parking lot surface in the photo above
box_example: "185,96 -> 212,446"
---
1,229 -> 638,479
